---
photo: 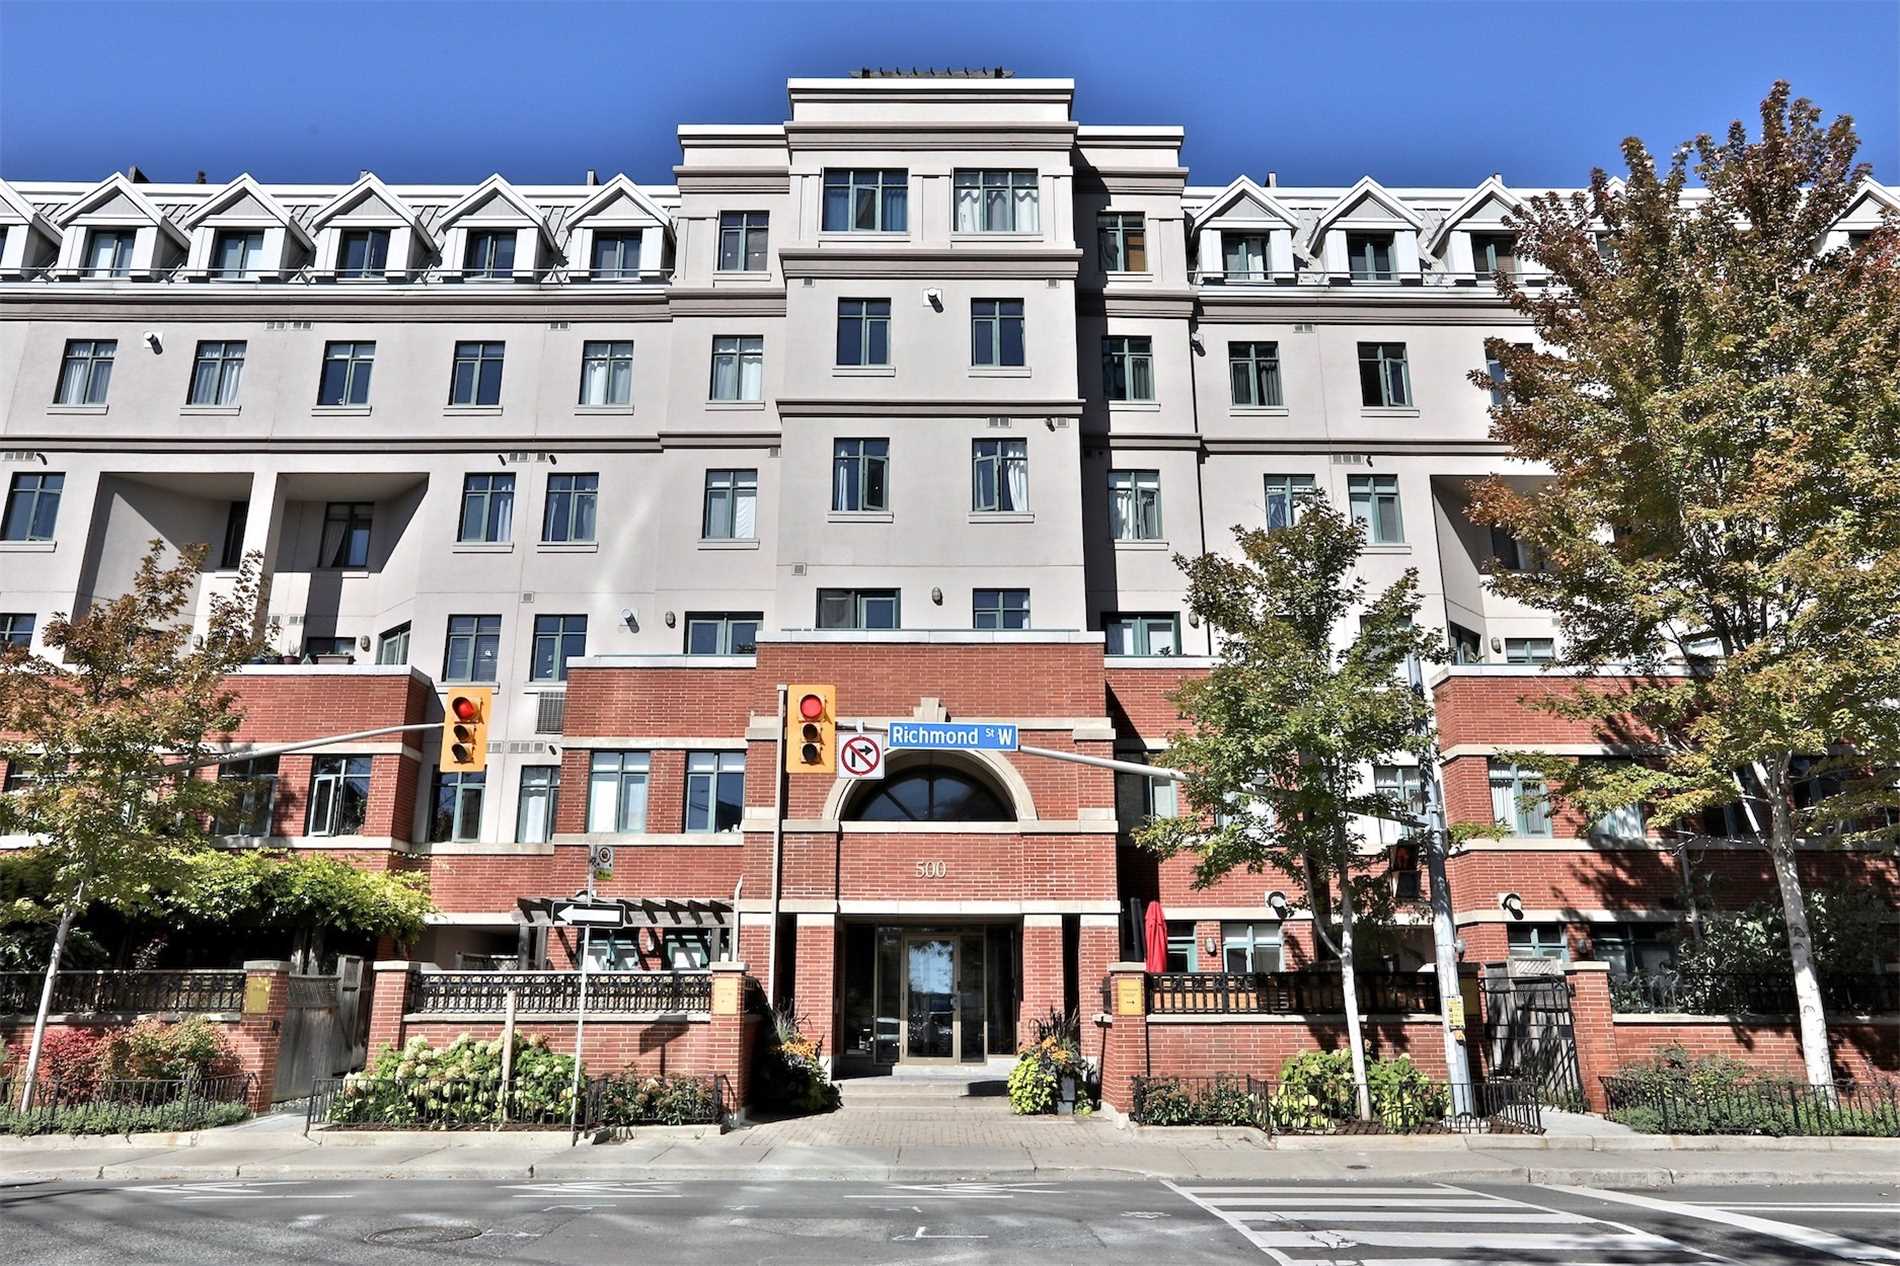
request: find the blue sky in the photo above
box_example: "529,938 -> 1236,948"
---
2,1 -> 1894,188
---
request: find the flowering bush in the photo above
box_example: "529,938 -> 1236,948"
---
754,1003 -> 839,1114
1008,1011 -> 1091,1115
4,1028 -> 109,1096
593,1073 -> 719,1125
100,1016 -> 239,1082
329,1033 -> 576,1128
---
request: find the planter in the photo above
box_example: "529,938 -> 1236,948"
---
1058,1074 -> 1077,1116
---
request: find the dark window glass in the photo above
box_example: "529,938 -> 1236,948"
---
847,764 -> 1011,822
320,501 -> 373,568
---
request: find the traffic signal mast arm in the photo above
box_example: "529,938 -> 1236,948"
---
174,721 -> 444,771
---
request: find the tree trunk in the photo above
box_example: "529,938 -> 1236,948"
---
1335,867 -> 1373,1122
18,884 -> 84,1111
1759,760 -> 1834,1088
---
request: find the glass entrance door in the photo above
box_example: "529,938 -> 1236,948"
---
902,936 -> 957,1061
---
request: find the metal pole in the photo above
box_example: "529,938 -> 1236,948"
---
567,921 -> 592,1144
498,986 -> 517,1126
766,683 -> 787,1004
1408,655 -> 1474,1115
176,722 -> 441,770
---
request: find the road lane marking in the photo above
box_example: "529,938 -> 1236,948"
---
847,1181 -> 1055,1200
497,1182 -> 680,1199
1545,1184 -> 1900,1263
119,1182 -> 349,1201
894,1226 -> 987,1240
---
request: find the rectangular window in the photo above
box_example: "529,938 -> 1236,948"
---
685,613 -> 760,656
543,473 -> 598,543
1372,764 -> 1424,847
442,614 -> 502,683
1347,233 -> 1395,281
971,438 -> 1027,513
1592,922 -> 1675,980
431,770 -> 484,842
1164,920 -> 1197,973
1222,922 -> 1283,973
589,231 -> 642,278
215,756 -> 277,837
1357,342 -> 1412,407
515,765 -> 560,844
577,341 -> 633,406
85,228 -> 136,277
458,473 -> 514,543
816,589 -> 899,630
1471,233 -> 1514,279
317,341 -> 374,406
2,473 -> 63,542
1504,637 -> 1555,665
1449,621 -> 1484,665
954,169 -> 1038,232
1507,923 -> 1569,962
972,588 -> 1029,631
1229,341 -> 1283,407
822,168 -> 907,232
212,229 -> 264,279
835,299 -> 891,367
338,229 -> 389,278
307,755 -> 371,836
1116,757 -> 1179,827
375,622 -> 410,666
531,613 -> 586,682
1263,474 -> 1317,531
187,340 -> 245,406
55,339 -> 115,405
717,211 -> 768,271
1098,212 -> 1147,272
302,635 -> 354,659
831,440 -> 889,513
1108,469 -> 1162,540
970,299 -> 1025,367
218,500 -> 248,570
449,340 -> 505,406
701,468 -> 758,540
1102,336 -> 1155,401
1489,524 -> 1540,573
0,613 -> 34,648
709,335 -> 763,401
685,751 -> 745,833
586,751 -> 649,833
1223,233 -> 1267,280
319,501 -> 373,568
1490,760 -> 1553,837
463,229 -> 516,277
1103,613 -> 1178,657
1586,758 -> 1646,842
1485,354 -> 1508,408
1347,473 -> 1403,544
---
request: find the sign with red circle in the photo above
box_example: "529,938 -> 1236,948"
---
838,733 -> 885,781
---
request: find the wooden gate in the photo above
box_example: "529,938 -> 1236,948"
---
274,956 -> 367,1102
1481,961 -> 1583,1110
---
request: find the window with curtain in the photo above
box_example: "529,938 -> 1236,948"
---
954,169 -> 1038,232
543,473 -> 598,543
319,501 -> 373,568
578,342 -> 633,406
685,751 -> 745,832
587,751 -> 649,833
971,439 -> 1027,513
831,440 -> 889,513
701,469 -> 757,540
1108,469 -> 1162,540
458,473 -> 514,542
816,589 -> 899,630
709,335 -> 763,401
212,230 -> 264,279
85,229 -> 136,277
187,340 -> 246,406
463,229 -> 517,277
1508,923 -> 1569,961
516,766 -> 559,844
1504,637 -> 1555,664
1098,212 -> 1146,272
822,169 -> 908,232
1263,474 -> 1316,531
1223,233 -> 1267,280
1490,760 -> 1553,836
55,340 -> 115,405
1372,764 -> 1424,846
1102,336 -> 1155,401
1229,341 -> 1282,406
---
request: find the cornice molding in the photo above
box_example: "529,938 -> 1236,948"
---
778,247 -> 1081,280
776,396 -> 1084,419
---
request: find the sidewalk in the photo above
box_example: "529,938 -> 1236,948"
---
4,1107 -> 1897,1188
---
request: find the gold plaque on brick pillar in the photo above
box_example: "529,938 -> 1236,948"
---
243,976 -> 272,1016
711,975 -> 740,1016
1114,976 -> 1144,1017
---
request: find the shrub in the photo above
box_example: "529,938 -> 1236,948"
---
1269,1050 -> 1451,1133
4,1028 -> 109,1097
1007,1020 -> 1090,1116
329,1033 -> 576,1128
1130,1078 -> 1261,1126
1366,1055 -> 1447,1130
1604,1045 -> 1900,1138
594,1073 -> 719,1126
100,1016 -> 239,1082
0,1097 -> 248,1138
753,1003 -> 839,1115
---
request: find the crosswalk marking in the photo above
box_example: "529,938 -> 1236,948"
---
1228,1209 -> 1589,1224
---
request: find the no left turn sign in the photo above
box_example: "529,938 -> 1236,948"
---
838,733 -> 885,781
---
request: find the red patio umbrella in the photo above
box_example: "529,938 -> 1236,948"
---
1143,900 -> 1168,973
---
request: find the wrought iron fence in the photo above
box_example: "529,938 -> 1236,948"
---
0,969 -> 247,1016
1601,1075 -> 1900,1137
1146,970 -> 1440,1016
406,969 -> 713,1016
1609,970 -> 1900,1016
0,1074 -> 254,1136
1127,1073 -> 1542,1135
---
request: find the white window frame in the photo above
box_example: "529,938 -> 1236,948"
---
701,468 -> 758,540
587,751 -> 650,833
1108,469 -> 1162,540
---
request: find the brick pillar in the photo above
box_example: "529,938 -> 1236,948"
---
1098,962 -> 1150,1114
1020,915 -> 1064,1043
708,960 -> 752,1114
1566,961 -> 1619,1112
232,960 -> 290,1112
366,960 -> 416,1058
792,914 -> 837,1074
1078,915 -> 1119,1017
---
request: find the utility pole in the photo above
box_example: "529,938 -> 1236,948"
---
1409,654 -> 1474,1115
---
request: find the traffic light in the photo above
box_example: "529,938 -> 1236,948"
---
785,684 -> 836,774
440,687 -> 492,773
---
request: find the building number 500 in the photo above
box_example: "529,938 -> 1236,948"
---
915,861 -> 947,878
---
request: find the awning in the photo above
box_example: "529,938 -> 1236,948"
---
514,896 -> 733,929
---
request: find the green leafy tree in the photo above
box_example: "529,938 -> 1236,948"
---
1136,502 -> 1441,1116
1471,83 -> 1900,1085
0,542 -> 265,1101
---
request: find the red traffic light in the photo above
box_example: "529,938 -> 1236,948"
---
798,692 -> 825,720
451,694 -> 481,722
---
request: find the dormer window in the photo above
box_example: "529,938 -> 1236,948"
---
464,229 -> 516,278
590,231 -> 642,279
1223,233 -> 1267,281
213,230 -> 265,280
1347,233 -> 1395,281
1471,232 -> 1515,279
338,229 -> 389,278
85,229 -> 135,278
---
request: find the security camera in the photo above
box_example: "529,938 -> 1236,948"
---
143,331 -> 162,353
1498,892 -> 1524,919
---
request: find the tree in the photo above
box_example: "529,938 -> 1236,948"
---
1136,503 -> 1442,1116
0,542 -> 266,1103
1471,83 -> 1900,1086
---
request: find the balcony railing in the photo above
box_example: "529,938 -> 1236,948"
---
406,969 -> 713,1016
1146,970 -> 1440,1016
1609,970 -> 1900,1017
24,264 -> 674,287
1191,267 -> 1547,290
0,970 -> 247,1016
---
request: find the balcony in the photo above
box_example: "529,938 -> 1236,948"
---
1145,969 -> 1440,1016
406,969 -> 714,1016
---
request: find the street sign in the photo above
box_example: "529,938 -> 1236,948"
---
587,843 -> 615,875
553,901 -> 624,927
838,732 -> 885,781
887,720 -> 1019,752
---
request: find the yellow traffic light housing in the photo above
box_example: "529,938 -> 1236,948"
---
785,684 -> 836,774
440,687 -> 492,773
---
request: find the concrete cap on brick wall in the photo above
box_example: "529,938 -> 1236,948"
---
709,960 -> 749,972
373,960 -> 420,971
1108,961 -> 1149,973
1564,960 -> 1611,973
242,960 -> 292,972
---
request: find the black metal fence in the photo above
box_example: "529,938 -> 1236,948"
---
1128,1073 -> 1542,1135
0,970 -> 247,1016
1601,1075 -> 1900,1137
1146,970 -> 1440,1016
406,970 -> 713,1016
0,1074 -> 254,1136
1609,971 -> 1900,1016
306,1071 -> 727,1132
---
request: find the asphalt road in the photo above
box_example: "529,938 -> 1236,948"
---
0,1177 -> 1892,1264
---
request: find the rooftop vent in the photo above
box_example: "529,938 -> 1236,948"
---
851,66 -> 1013,78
